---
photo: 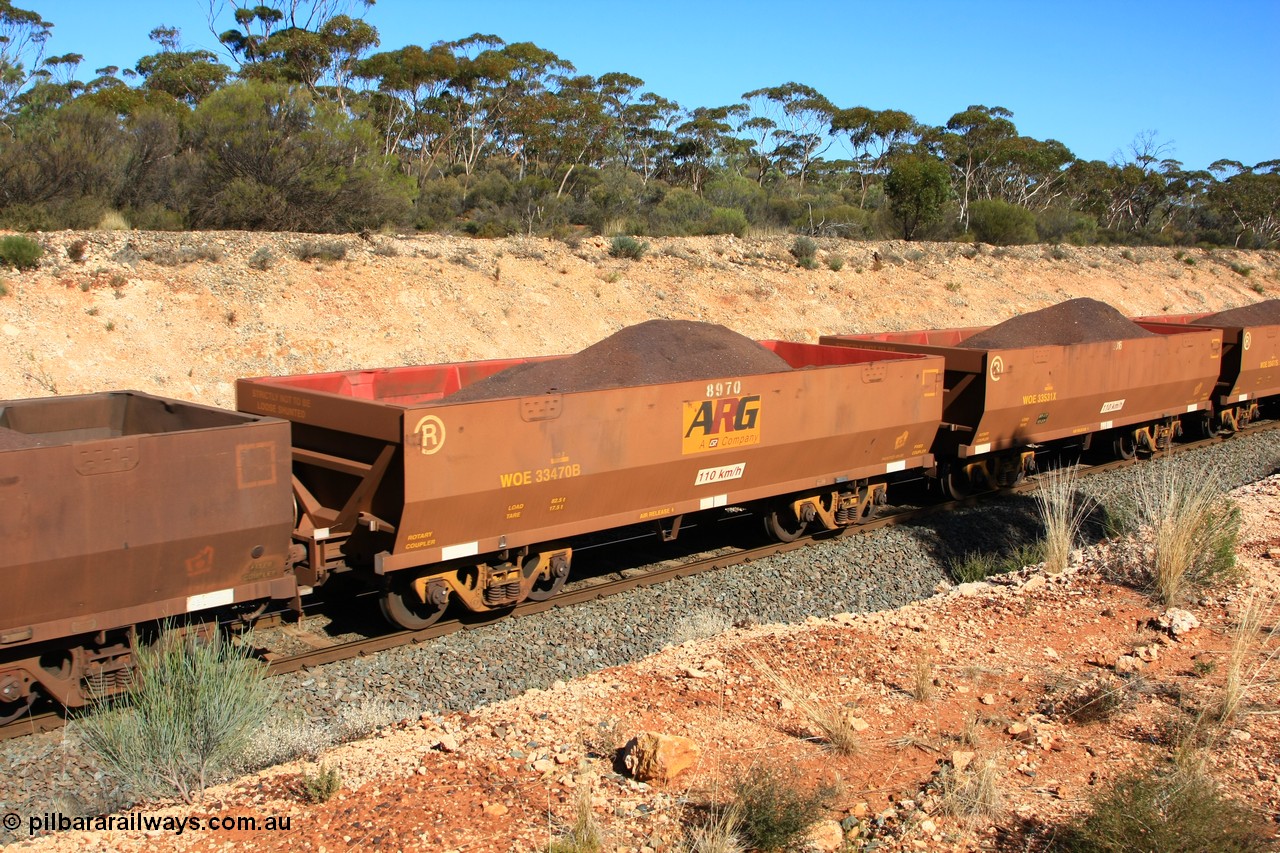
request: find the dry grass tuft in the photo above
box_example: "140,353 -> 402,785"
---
935,759 -> 1003,822
1218,591 -> 1277,724
681,803 -> 745,853
1033,465 -> 1096,574
1121,458 -> 1242,605
1038,672 -> 1132,724
547,786 -> 602,853
746,651 -> 860,755
911,653 -> 936,702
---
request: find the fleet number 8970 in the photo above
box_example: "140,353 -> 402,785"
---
706,380 -> 742,397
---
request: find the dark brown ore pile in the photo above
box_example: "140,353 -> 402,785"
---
1195,299 -> 1280,327
446,320 -> 792,401
958,298 -> 1156,349
0,428 -> 43,450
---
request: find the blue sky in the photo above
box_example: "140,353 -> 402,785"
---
33,0 -> 1280,172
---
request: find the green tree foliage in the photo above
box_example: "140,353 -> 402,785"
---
885,154 -> 951,240
0,0 -> 52,116
0,6 -> 1274,243
968,198 -> 1037,244
187,80 -> 412,231
1209,160 -> 1280,248
135,27 -> 229,106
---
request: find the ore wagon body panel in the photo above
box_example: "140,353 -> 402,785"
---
0,391 -> 296,652
1134,314 -> 1280,406
236,342 -> 944,578
820,326 -> 1221,458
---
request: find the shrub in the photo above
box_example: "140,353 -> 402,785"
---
609,235 -> 648,260
248,247 -> 275,270
827,254 -> 845,272
293,240 -> 348,263
949,543 -> 1043,583
968,199 -> 1037,245
0,278 -> 8,297
1055,764 -> 1269,852
789,236 -> 818,267
706,207 -> 749,237
1036,207 -> 1097,245
300,763 -> 341,803
0,235 -> 44,269
1229,262 -> 1252,277
76,627 -> 275,804
732,766 -> 832,852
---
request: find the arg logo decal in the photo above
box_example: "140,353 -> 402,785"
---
682,395 -> 761,454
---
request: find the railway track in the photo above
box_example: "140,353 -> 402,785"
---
3,420 -> 1275,743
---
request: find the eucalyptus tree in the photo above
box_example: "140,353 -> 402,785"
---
0,0 -> 52,120
884,151 -> 950,240
210,0 -> 377,107
136,27 -> 230,106
1209,159 -> 1280,247
617,91 -> 679,186
740,82 -> 834,192
829,106 -> 919,205
936,104 -> 1017,228
669,104 -> 743,194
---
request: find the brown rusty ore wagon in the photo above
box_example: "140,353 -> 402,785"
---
820,325 -> 1222,498
1133,313 -> 1280,432
236,342 -> 944,629
0,391 -> 296,716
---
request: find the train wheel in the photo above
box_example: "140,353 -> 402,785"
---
525,554 -> 570,602
1186,412 -> 1215,440
0,694 -> 35,725
379,581 -> 448,630
763,509 -> 806,543
942,466 -> 972,501
1111,432 -> 1137,461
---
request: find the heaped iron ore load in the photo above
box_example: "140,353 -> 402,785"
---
237,321 -> 944,629
821,298 -> 1222,496
0,392 -> 296,713
1134,299 -> 1280,431
446,319 -> 793,401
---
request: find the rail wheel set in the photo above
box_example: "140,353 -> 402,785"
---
2,298 -> 1277,723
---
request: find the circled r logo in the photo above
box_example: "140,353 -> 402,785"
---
1243,331 -> 1252,351
989,355 -> 1005,382
415,415 -> 446,455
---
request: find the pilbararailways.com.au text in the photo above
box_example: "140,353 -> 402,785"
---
25,812 -> 292,836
